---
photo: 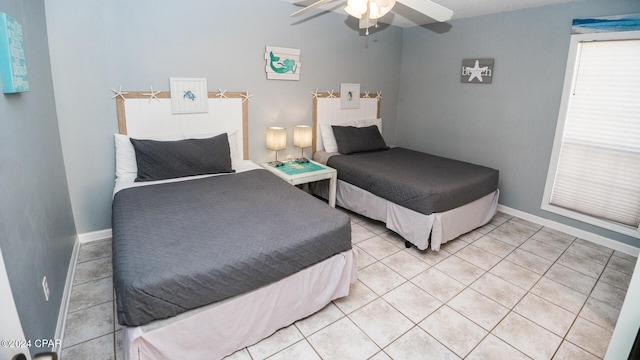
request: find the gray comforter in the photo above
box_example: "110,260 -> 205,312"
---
327,148 -> 499,215
112,169 -> 351,327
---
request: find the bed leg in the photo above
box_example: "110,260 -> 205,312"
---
404,241 -> 412,248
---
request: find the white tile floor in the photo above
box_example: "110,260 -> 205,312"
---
61,210 -> 637,359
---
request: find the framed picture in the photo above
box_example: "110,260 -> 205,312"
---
0,13 -> 29,93
461,58 -> 494,84
572,13 -> 640,34
265,46 -> 301,81
340,83 -> 360,109
169,77 -> 208,114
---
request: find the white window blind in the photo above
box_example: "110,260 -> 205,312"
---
547,38 -> 640,232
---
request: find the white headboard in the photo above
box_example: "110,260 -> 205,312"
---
313,93 -> 381,153
116,91 -> 249,159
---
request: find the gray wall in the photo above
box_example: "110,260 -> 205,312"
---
44,0 -> 640,246
0,0 -> 76,353
44,0 -> 403,233
397,0 -> 640,247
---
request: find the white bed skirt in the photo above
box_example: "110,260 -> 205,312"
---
123,249 -> 357,360
312,180 -> 498,251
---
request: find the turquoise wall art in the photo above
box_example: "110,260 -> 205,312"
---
0,12 -> 29,93
572,13 -> 640,34
169,77 -> 209,114
264,46 -> 301,80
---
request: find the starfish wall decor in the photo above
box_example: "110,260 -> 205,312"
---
216,88 -> 228,100
311,89 -> 381,99
240,91 -> 253,103
461,58 -> 494,84
111,85 -> 129,100
143,85 -> 161,102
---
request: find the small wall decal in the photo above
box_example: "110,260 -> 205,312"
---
265,46 -> 301,81
461,58 -> 494,84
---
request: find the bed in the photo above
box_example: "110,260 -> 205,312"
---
111,91 -> 356,359
311,92 -> 499,251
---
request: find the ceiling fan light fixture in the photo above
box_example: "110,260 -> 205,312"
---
293,0 -> 453,26
345,0 -> 368,18
369,0 -> 396,19
369,3 -> 381,18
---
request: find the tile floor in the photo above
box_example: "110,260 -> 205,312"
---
60,210 -> 637,360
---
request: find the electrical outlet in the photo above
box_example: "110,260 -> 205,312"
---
42,276 -> 50,302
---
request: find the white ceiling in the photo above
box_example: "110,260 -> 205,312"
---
285,0 -> 585,27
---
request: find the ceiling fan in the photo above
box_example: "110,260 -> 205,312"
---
290,0 -> 454,35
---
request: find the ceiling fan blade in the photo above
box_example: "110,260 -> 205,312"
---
290,0 -> 336,17
397,0 -> 453,22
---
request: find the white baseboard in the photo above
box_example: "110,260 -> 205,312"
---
54,235 -> 80,355
77,229 -> 112,244
497,205 -> 639,257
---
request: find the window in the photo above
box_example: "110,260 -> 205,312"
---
542,30 -> 640,238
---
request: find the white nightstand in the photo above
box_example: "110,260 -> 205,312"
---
261,160 -> 337,207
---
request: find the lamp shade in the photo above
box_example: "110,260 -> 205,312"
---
266,127 -> 287,151
293,125 -> 313,148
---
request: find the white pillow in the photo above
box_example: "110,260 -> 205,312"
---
320,124 -> 341,153
227,130 -> 240,164
114,133 -> 138,178
320,118 -> 382,153
114,130 -> 240,179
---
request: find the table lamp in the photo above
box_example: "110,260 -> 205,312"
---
293,125 -> 312,163
266,126 -> 286,167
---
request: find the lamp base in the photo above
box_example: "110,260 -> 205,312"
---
268,160 -> 284,167
295,158 -> 309,163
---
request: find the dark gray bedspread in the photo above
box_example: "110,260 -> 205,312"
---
112,169 -> 351,327
327,148 -> 499,215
